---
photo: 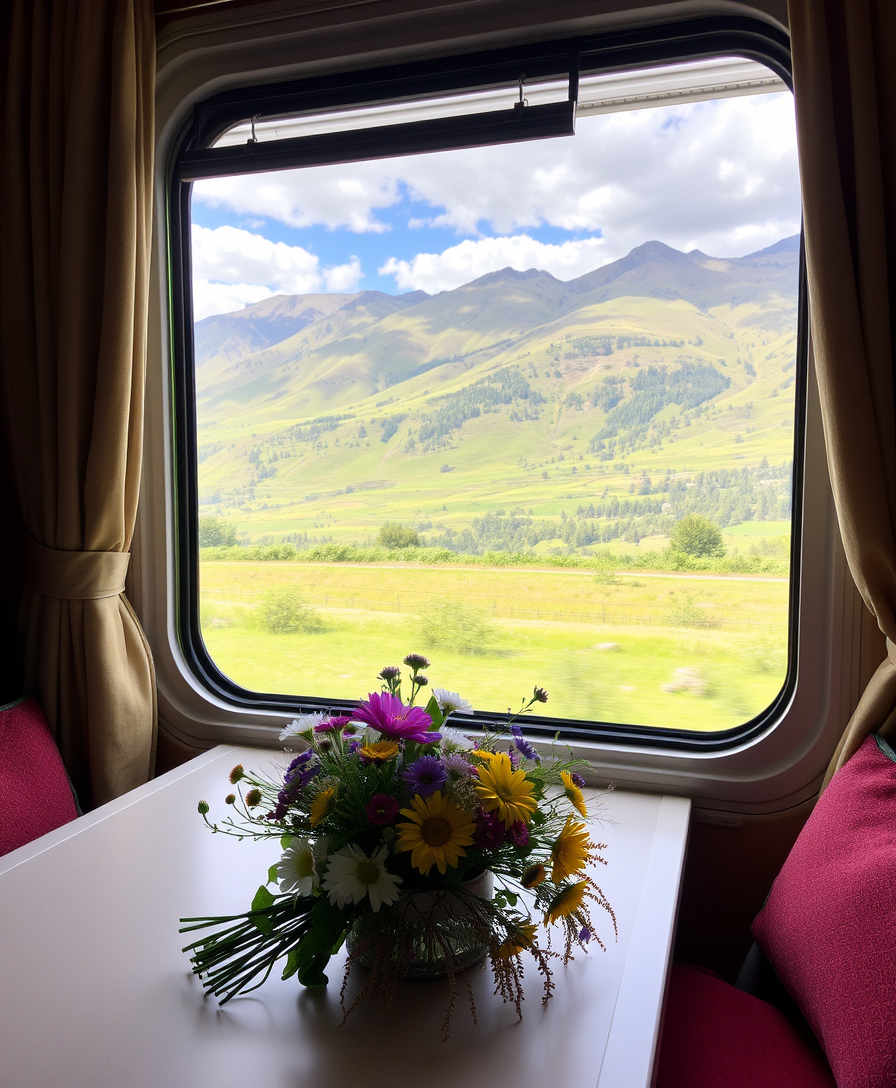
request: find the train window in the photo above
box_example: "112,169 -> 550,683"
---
169,34 -> 805,751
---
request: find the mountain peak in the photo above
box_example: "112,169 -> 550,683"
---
743,234 -> 800,259
467,266 -> 560,289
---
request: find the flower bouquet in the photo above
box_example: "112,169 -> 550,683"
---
180,655 -> 614,1031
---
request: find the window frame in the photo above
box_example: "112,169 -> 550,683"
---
143,4 -> 857,812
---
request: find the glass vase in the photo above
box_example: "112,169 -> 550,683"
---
347,870 -> 494,979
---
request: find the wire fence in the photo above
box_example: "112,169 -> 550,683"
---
199,586 -> 782,630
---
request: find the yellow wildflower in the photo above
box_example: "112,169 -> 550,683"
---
474,752 -> 537,828
550,817 -> 591,882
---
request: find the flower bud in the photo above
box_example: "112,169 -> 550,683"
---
198,800 -> 210,815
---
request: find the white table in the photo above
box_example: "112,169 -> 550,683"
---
0,746 -> 689,1088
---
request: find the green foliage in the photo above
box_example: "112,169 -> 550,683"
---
666,592 -> 721,629
377,521 -> 420,548
255,586 -> 324,634
669,514 -> 726,558
416,366 -> 544,450
595,363 -> 730,443
198,516 -> 239,548
416,598 -> 495,655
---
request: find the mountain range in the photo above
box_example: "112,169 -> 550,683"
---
193,235 -> 800,546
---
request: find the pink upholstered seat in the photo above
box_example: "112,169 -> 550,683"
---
0,696 -> 79,856
655,963 -> 835,1088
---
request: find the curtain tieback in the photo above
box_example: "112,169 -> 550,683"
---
25,537 -> 130,600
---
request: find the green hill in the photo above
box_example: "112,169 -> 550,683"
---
194,236 -> 800,554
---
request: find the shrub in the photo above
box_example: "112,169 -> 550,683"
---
666,592 -> 721,629
198,516 -> 239,548
254,586 -> 324,634
416,599 -> 495,655
377,521 -> 420,548
669,514 -> 725,557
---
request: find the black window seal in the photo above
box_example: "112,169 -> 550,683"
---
167,12 -> 805,753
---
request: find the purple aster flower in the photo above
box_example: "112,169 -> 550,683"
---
571,772 -> 586,788
506,820 -> 529,847
365,793 -> 400,825
579,926 -> 591,944
297,763 -> 320,789
346,738 -> 362,754
474,810 -> 504,850
443,753 -> 475,779
511,724 -> 540,762
507,745 -> 520,769
352,691 -> 440,744
283,748 -> 314,784
403,755 -> 448,797
403,653 -> 430,670
314,715 -> 352,733
267,790 -> 290,821
378,665 -> 401,681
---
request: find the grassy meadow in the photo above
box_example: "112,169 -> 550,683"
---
199,559 -> 789,731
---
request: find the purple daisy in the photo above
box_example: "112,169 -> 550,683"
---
365,793 -> 400,825
571,772 -> 586,788
506,820 -> 529,847
403,755 -> 448,797
579,926 -> 592,944
474,810 -> 504,850
511,723 -> 540,762
352,691 -> 440,744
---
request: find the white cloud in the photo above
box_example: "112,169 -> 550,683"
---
323,255 -> 362,291
190,225 -> 363,319
379,235 -> 609,293
194,166 -> 399,233
193,281 -> 272,322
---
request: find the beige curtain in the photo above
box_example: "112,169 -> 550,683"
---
0,0 -> 156,806
789,0 -> 896,784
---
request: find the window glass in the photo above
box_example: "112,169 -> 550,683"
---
188,58 -> 801,732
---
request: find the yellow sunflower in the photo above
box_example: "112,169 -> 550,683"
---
359,739 -> 400,763
545,880 -> 588,925
550,817 -> 591,882
474,752 -> 537,828
521,863 -> 547,889
561,770 -> 588,818
395,791 -> 476,876
310,786 -> 336,827
496,921 -> 538,960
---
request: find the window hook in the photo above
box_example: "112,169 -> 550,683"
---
248,115 -> 259,145
515,72 -> 528,117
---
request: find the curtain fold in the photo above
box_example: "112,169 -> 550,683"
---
789,0 -> 896,785
0,0 -> 156,806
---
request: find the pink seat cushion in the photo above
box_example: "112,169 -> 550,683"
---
0,697 -> 79,856
752,734 -> 896,1088
655,963 -> 835,1088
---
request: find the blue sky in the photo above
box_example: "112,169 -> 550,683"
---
190,93 -> 800,320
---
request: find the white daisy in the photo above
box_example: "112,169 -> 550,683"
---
438,725 -> 475,754
277,837 -> 320,896
322,843 -> 403,912
432,688 -> 474,716
279,712 -> 327,743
